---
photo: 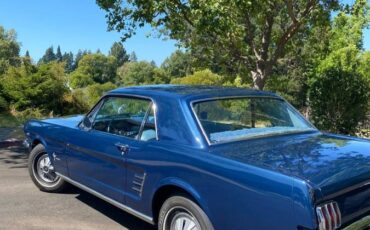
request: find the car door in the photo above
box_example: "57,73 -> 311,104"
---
66,95 -> 153,203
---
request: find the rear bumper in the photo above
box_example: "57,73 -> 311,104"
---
343,215 -> 370,230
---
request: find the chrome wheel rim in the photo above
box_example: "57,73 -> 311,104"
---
34,154 -> 59,184
165,206 -> 201,230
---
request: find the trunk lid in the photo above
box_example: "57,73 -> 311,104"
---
211,131 -> 370,225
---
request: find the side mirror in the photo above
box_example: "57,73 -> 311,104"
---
82,116 -> 92,130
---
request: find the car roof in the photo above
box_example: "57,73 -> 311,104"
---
108,84 -> 280,101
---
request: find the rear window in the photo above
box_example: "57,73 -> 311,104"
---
192,97 -> 315,144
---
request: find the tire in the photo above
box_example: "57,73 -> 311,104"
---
158,194 -> 214,230
28,144 -> 67,192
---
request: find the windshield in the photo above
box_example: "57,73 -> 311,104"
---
192,97 -> 316,144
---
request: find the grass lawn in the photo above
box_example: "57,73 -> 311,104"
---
0,113 -> 22,128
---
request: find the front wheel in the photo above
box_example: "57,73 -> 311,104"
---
158,195 -> 214,230
28,144 -> 67,192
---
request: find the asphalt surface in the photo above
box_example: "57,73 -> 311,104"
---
0,146 -> 155,230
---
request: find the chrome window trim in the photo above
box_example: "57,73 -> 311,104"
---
56,173 -> 154,225
83,93 -> 159,141
189,95 -> 318,146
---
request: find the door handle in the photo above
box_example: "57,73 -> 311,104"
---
115,143 -> 129,155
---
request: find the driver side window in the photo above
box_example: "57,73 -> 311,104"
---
92,97 -> 151,139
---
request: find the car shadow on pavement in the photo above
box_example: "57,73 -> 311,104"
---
0,146 -> 28,169
71,187 -> 155,230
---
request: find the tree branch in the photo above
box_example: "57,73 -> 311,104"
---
244,15 -> 260,60
285,0 -> 298,23
272,0 -> 317,64
260,12 -> 274,62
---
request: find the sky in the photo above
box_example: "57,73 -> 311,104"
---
0,0 -> 369,65
0,0 -> 177,65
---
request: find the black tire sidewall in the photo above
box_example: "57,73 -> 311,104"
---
28,144 -> 66,192
158,195 -> 214,230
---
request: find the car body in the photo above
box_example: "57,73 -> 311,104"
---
24,85 -> 370,230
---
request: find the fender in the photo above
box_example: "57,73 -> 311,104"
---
151,177 -> 212,219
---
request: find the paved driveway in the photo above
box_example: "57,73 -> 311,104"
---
0,146 -> 154,230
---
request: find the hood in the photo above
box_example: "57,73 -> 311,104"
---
42,115 -> 84,129
213,131 -> 370,198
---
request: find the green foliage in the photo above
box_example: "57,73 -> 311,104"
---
74,49 -> 91,69
161,50 -> 193,78
171,69 -> 223,85
330,0 -> 369,51
0,113 -> 21,127
62,89 -> 90,114
0,26 -> 20,75
38,46 -> 56,64
0,95 -> 8,112
2,62 -> 68,114
129,52 -> 137,62
62,52 -> 74,73
109,42 -> 129,66
117,61 -> 168,85
359,51 -> 370,80
265,73 -> 308,109
69,71 -> 95,88
12,108 -> 44,123
85,82 -> 117,107
56,45 -> 63,62
309,67 -> 369,134
69,53 -> 117,88
97,0 -> 339,89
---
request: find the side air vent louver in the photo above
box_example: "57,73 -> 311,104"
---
132,173 -> 146,197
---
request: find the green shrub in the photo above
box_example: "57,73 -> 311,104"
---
12,108 -> 44,123
309,67 -> 369,134
0,96 -> 8,112
62,89 -> 90,115
171,69 -> 223,85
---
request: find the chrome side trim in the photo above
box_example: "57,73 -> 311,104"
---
56,173 -> 154,225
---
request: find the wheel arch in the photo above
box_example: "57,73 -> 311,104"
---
151,178 -> 211,224
29,136 -> 49,156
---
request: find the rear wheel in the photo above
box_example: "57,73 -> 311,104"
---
158,195 -> 214,230
28,144 -> 67,192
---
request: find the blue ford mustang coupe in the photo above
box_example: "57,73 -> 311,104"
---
24,85 -> 370,230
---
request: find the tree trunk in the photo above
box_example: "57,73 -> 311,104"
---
251,71 -> 265,90
251,61 -> 272,90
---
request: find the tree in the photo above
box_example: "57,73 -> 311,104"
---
62,52 -> 74,73
2,62 -> 68,114
317,0 -> 369,74
161,50 -> 193,78
56,45 -> 63,62
309,67 -> 369,134
86,82 -> 117,106
0,26 -> 20,75
69,53 -> 117,88
117,61 -> 156,85
129,51 -> 137,62
97,0 -> 340,89
74,49 -> 90,69
117,61 -> 170,85
39,46 -> 56,64
109,42 -> 129,66
25,50 -> 30,58
171,69 -> 223,85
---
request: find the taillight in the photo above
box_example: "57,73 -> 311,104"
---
316,202 -> 341,230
